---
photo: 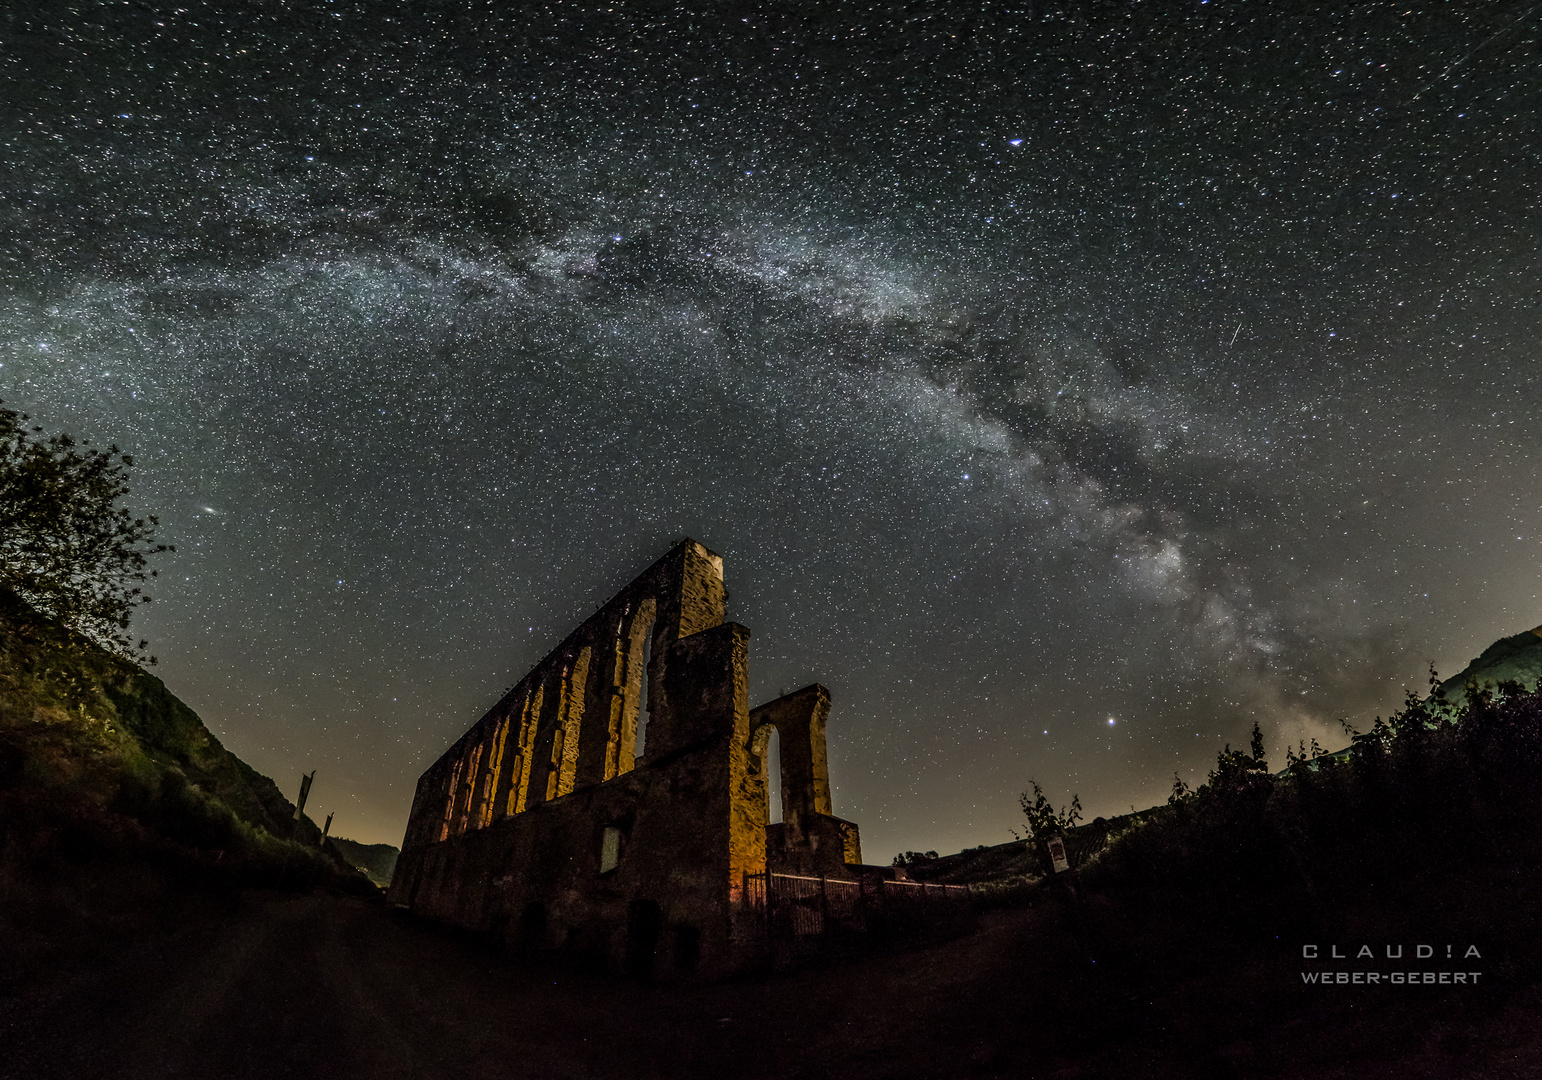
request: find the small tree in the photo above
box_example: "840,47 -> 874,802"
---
1208,722 -> 1271,788
1249,721 -> 1268,770
1168,771 -> 1193,805
1019,780 -> 1082,873
0,402 -> 171,660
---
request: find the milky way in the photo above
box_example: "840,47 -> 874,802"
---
4,2 -> 1539,851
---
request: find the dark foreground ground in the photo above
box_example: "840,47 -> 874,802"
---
4,886 -> 1542,1080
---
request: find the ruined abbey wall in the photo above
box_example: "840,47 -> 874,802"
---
389,540 -> 864,979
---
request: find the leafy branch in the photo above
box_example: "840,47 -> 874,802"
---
0,402 -> 172,661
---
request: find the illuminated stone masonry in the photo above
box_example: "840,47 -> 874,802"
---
389,540 -> 897,980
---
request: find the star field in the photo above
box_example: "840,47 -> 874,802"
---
3,1 -> 1539,852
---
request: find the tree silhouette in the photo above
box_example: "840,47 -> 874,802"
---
0,401 -> 171,661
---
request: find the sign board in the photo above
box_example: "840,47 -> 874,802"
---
1046,835 -> 1070,873
293,770 -> 315,821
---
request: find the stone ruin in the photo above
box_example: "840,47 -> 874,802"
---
390,540 -> 960,979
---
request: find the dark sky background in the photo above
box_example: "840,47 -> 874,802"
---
4,1 -> 1539,854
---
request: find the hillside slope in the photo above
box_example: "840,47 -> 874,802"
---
0,587 -> 367,897
330,837 -> 399,888
1434,625 -> 1542,705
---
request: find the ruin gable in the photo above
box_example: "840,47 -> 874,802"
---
389,539 -> 871,979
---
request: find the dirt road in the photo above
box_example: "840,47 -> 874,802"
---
3,889 -> 1540,1079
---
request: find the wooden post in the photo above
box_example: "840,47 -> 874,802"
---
765,871 -> 775,972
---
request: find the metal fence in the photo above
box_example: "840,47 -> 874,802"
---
742,872 -> 974,968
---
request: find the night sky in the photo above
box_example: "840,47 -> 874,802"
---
4,2 -> 1539,854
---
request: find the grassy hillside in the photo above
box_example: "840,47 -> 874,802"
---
1093,675 -> 1542,916
1434,626 -> 1542,706
962,675 -> 1542,986
930,627 -> 1542,904
330,836 -> 399,888
0,586 -> 371,926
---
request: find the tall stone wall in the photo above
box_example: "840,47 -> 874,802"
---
389,539 -> 862,979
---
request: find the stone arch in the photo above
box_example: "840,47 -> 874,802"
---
451,740 -> 482,836
524,658 -> 583,810
747,720 -> 775,771
604,599 -> 656,779
438,757 -> 462,842
478,713 -> 510,827
748,685 -> 832,834
746,720 -> 782,825
635,613 -> 659,762
549,646 -> 591,800
467,717 -> 500,830
489,691 -> 527,822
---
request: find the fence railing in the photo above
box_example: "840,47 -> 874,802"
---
741,871 -> 974,968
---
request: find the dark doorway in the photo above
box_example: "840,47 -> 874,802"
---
517,901 -> 547,953
673,924 -> 700,973
626,899 -> 662,980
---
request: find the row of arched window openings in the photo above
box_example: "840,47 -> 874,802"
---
433,609 -> 658,843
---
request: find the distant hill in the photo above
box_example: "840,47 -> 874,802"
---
1433,625 -> 1542,706
330,837 -> 399,888
0,586 -> 369,897
896,808 -> 1155,886
916,625 -> 1542,876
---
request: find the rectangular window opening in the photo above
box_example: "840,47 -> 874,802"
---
599,825 -> 623,874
